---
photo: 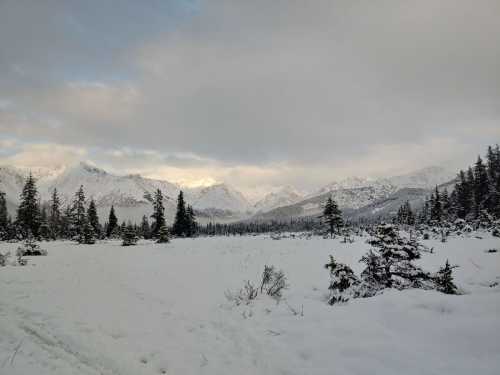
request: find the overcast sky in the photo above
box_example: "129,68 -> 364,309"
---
0,0 -> 499,196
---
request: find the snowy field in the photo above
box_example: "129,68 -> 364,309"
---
1,234 -> 499,375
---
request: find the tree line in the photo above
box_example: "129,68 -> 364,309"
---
0,177 -> 198,243
394,144 -> 500,226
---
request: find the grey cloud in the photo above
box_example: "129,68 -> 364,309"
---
0,0 -> 499,191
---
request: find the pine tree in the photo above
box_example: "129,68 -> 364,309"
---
71,185 -> 87,238
16,173 -> 40,238
321,196 -> 343,238
324,255 -> 360,304
38,206 -> 51,240
87,198 -> 101,238
106,205 -> 118,238
121,223 -> 138,246
434,260 -> 459,294
78,218 -> 96,244
186,205 -> 197,237
430,186 -> 442,223
362,224 -> 431,290
140,215 -> 151,239
48,188 -> 61,239
173,191 -> 188,237
151,189 -> 166,238
0,191 -> 8,240
156,224 -> 170,243
473,156 -> 489,217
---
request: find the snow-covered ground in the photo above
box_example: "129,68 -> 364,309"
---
1,234 -> 499,375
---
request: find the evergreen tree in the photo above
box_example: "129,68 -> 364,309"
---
396,201 -> 415,225
430,186 -> 442,223
151,189 -> 166,238
87,198 -> 101,238
324,255 -> 360,304
71,185 -> 87,237
172,191 -> 188,237
0,191 -> 8,239
78,218 -> 96,245
140,215 -> 151,239
156,224 -> 170,243
186,205 -> 197,237
38,206 -> 51,240
106,205 -> 118,238
121,223 -> 138,246
473,156 -> 489,217
321,196 -> 343,238
48,188 -> 61,239
16,173 -> 40,237
362,224 -> 431,290
434,260 -> 459,294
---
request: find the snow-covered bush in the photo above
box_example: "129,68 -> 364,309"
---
0,251 -> 9,266
16,236 -> 48,256
226,265 -> 289,306
260,265 -> 289,299
225,280 -> 258,306
324,255 -> 360,304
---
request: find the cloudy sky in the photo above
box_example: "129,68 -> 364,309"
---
0,0 -> 499,197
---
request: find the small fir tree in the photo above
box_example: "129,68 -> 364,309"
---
121,223 -> 138,246
435,260 -> 459,295
156,224 -> 170,243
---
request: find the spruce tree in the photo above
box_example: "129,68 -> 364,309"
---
151,189 -> 166,238
430,186 -> 442,223
79,218 -> 96,245
362,224 -> 431,290
173,191 -> 188,237
434,260 -> 459,294
473,156 -> 489,217
140,215 -> 151,239
38,206 -> 51,240
325,255 -> 360,304
106,205 -> 118,238
48,188 -> 61,239
16,173 -> 40,237
71,185 -> 87,237
321,196 -> 343,238
0,191 -> 8,239
186,205 -> 197,237
121,223 -> 138,246
87,198 -> 101,238
156,224 -> 170,243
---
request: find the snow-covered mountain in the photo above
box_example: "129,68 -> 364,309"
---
0,162 -> 457,223
0,162 -> 253,223
254,186 -> 303,212
252,166 -> 457,222
186,183 -> 252,213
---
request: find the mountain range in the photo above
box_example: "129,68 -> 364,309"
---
0,162 -> 456,224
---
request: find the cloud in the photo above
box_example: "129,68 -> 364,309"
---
0,0 -> 498,193
0,142 -> 87,169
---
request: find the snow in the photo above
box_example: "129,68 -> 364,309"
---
1,234 -> 499,375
